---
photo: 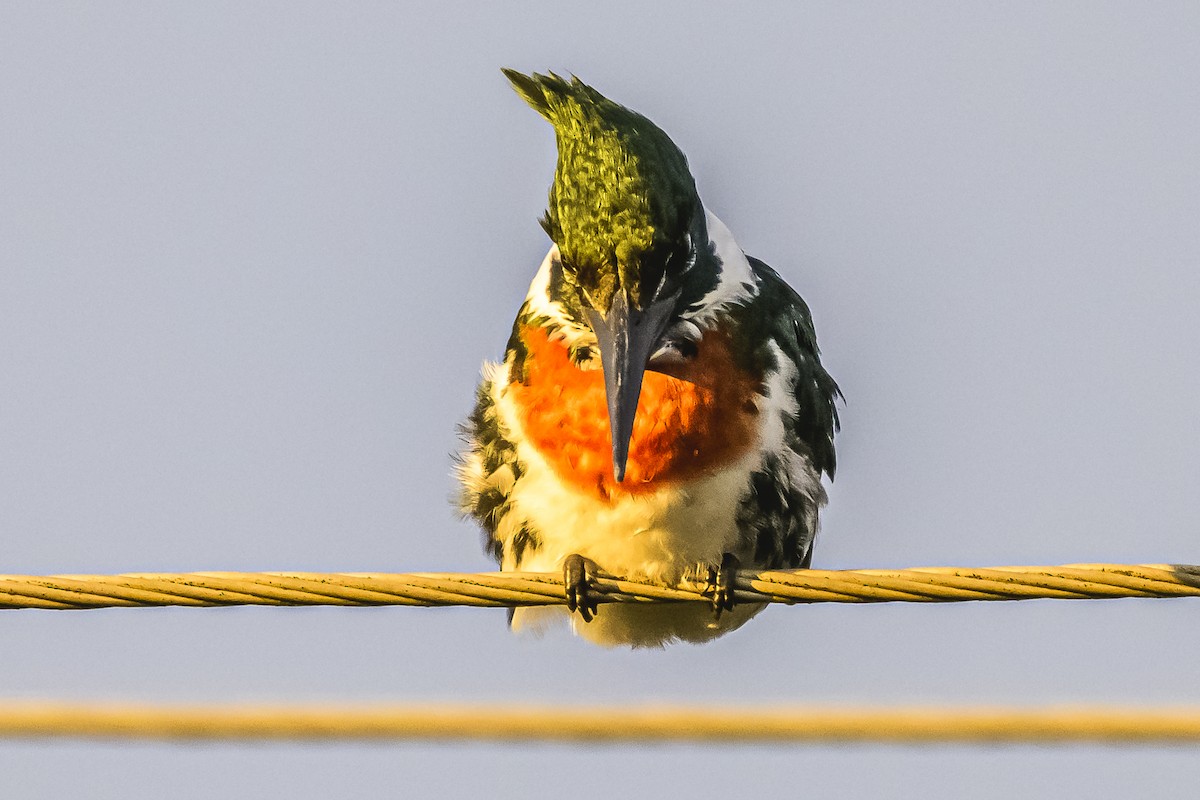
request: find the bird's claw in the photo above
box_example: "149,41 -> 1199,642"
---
707,553 -> 740,620
564,554 -> 599,623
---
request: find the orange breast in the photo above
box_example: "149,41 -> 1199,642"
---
510,325 -> 762,499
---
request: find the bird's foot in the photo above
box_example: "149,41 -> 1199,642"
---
707,553 -> 740,620
563,554 -> 600,623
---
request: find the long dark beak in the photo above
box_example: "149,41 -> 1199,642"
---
583,289 -> 677,482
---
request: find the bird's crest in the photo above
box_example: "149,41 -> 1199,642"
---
502,69 -> 701,312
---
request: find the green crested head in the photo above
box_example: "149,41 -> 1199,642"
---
503,69 -> 705,314
504,69 -> 728,483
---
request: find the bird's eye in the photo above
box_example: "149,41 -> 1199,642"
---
569,344 -> 595,365
681,243 -> 696,274
668,234 -> 695,276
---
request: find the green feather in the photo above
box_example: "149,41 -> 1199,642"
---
502,69 -> 701,312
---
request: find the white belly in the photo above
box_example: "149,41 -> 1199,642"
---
511,601 -> 766,648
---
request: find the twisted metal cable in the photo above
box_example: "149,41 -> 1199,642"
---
1,701 -> 1199,742
0,563 -> 1197,610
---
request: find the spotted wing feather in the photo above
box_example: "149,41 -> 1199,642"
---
733,257 -> 841,568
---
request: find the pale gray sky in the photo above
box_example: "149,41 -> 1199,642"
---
2,2 -> 1199,797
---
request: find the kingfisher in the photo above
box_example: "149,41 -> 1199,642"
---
457,70 -> 840,647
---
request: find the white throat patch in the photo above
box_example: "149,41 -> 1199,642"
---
682,208 -> 758,328
523,245 -> 592,346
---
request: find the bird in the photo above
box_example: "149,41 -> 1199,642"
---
457,70 -> 840,647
